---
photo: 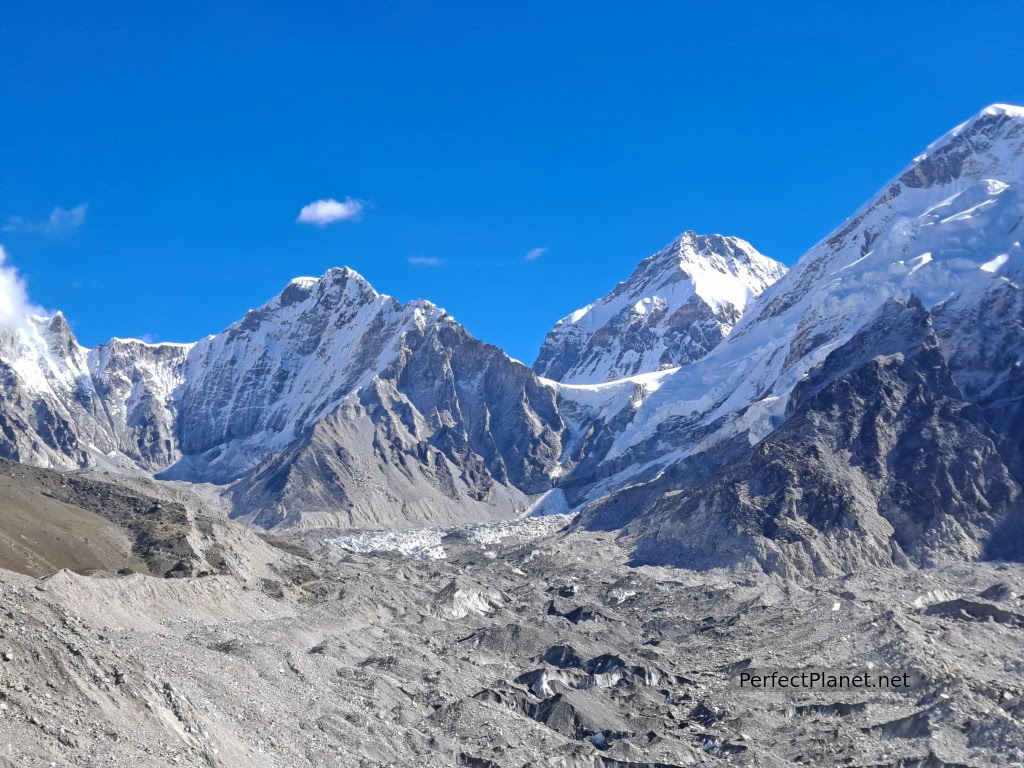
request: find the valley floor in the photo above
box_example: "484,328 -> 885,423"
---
1,524 -> 1022,767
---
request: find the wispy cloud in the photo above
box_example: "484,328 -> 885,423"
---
408,256 -> 442,267
3,204 -> 88,235
524,246 -> 548,261
297,197 -> 364,226
0,245 -> 45,331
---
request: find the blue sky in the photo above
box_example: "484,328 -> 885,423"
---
2,1 -> 1022,362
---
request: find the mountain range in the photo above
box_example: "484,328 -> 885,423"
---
2,103 -> 1022,575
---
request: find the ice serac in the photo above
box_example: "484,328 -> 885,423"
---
533,231 -> 786,384
583,104 -> 1024,574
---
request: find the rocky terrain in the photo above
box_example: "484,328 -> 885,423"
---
0,459 -> 293,581
0,473 -> 1022,767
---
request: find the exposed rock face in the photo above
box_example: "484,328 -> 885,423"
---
169,268 -> 425,483
0,314 -> 123,468
167,268 -> 564,528
932,280 -> 1024,457
619,298 -> 1024,578
533,232 -> 786,384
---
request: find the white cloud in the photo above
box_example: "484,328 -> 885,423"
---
0,245 -> 44,331
3,204 -> 88,235
524,247 -> 548,261
297,197 -> 364,226
408,256 -> 442,267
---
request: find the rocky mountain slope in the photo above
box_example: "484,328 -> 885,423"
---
620,297 -> 1023,577
533,232 -> 786,384
0,458 -> 291,580
575,104 -> 1024,575
0,312 -> 190,472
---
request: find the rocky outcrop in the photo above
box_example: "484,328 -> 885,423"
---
88,338 -> 190,469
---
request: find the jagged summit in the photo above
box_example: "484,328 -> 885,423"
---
901,102 -> 1024,190
533,230 -> 786,384
262,265 -> 382,314
105,337 -> 194,349
979,102 -> 1024,116
264,266 -> 449,322
626,231 -> 784,311
925,102 -> 1024,150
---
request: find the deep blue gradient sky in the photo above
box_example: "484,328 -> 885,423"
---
2,1 -> 1023,361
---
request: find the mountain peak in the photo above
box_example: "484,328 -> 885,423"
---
43,311 -> 78,351
668,231 -> 775,274
323,265 -> 368,282
629,231 -> 786,315
533,231 -> 787,384
316,266 -> 377,295
977,103 -> 1024,118
904,103 -> 1024,190
270,266 -> 381,311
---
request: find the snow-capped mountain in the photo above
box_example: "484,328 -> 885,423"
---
2,103 -> 1023,563
576,104 -> 1024,575
0,268 -> 565,528
0,312 -> 106,468
171,268 -> 564,528
533,232 -> 786,384
0,312 -> 184,472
